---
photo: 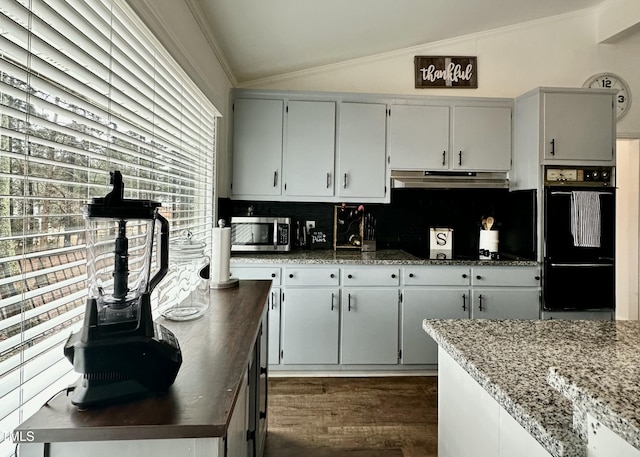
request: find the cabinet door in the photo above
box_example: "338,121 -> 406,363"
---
231,98 -> 283,198
341,288 -> 399,364
389,105 -> 450,170
471,288 -> 540,319
337,102 -> 387,199
284,101 -> 336,197
227,369 -> 248,457
281,288 -> 339,364
543,92 -> 614,161
267,288 -> 281,365
402,288 -> 470,365
452,106 -> 511,171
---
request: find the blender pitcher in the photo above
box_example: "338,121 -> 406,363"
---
84,171 -> 169,330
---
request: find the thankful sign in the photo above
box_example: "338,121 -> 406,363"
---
414,56 -> 478,88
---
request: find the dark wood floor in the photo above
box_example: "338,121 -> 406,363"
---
264,376 -> 438,457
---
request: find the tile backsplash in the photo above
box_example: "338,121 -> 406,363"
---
219,188 -> 536,260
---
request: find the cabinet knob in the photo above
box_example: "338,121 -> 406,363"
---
348,274 -> 353,279
535,276 -> 541,281
289,273 -> 294,278
391,274 -> 396,279
271,273 -> 276,278
409,273 -> 414,278
476,275 -> 482,280
462,274 -> 468,279
330,273 -> 335,278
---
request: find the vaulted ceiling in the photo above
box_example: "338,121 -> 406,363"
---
188,0 -> 607,83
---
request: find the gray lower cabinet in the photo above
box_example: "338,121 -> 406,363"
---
401,288 -> 470,365
400,265 -> 541,365
231,262 -> 540,370
341,288 -> 399,364
281,287 -> 339,364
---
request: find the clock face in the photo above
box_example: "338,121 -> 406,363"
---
583,73 -> 632,120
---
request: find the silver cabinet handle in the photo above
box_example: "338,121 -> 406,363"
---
271,291 -> 276,310
343,173 -> 348,189
327,172 -> 331,188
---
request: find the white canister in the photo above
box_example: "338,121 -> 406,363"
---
479,230 -> 499,260
429,227 -> 453,259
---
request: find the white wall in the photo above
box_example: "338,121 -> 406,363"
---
243,9 -> 640,139
616,139 -> 640,320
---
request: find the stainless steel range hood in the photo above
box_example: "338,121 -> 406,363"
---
391,170 -> 509,189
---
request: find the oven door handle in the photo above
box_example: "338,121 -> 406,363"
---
549,263 -> 614,268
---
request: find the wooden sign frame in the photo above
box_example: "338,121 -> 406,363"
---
414,56 -> 478,89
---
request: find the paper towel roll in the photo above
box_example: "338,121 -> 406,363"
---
211,227 -> 231,284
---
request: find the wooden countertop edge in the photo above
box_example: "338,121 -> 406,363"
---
16,280 -> 271,443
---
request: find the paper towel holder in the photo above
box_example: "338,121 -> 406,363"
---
210,219 -> 239,289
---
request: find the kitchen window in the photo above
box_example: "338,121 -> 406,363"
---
0,0 -> 218,454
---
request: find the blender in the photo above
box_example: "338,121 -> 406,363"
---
64,171 -> 182,408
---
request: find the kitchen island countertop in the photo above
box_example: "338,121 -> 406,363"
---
423,319 -> 640,457
231,249 -> 537,266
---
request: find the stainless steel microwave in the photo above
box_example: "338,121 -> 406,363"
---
230,216 -> 292,252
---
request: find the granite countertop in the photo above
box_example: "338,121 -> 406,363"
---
231,249 -> 538,266
422,319 -> 640,457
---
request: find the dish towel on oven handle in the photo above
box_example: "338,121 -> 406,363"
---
570,191 -> 601,248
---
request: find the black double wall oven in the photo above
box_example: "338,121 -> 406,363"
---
543,166 -> 615,312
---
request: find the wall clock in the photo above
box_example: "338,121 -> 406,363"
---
583,72 -> 632,120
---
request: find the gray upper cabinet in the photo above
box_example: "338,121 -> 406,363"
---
542,91 -> 615,162
389,104 -> 511,172
336,102 -> 388,200
231,98 -> 284,198
389,104 -> 450,170
284,100 -> 336,198
452,106 -> 512,171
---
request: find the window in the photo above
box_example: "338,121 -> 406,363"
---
0,0 -> 218,453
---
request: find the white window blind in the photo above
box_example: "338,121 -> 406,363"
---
0,0 -> 217,453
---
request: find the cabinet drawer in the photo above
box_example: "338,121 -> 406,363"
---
402,267 -> 471,286
229,266 -> 281,286
283,267 -> 340,286
342,267 -> 400,286
472,267 -> 541,287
